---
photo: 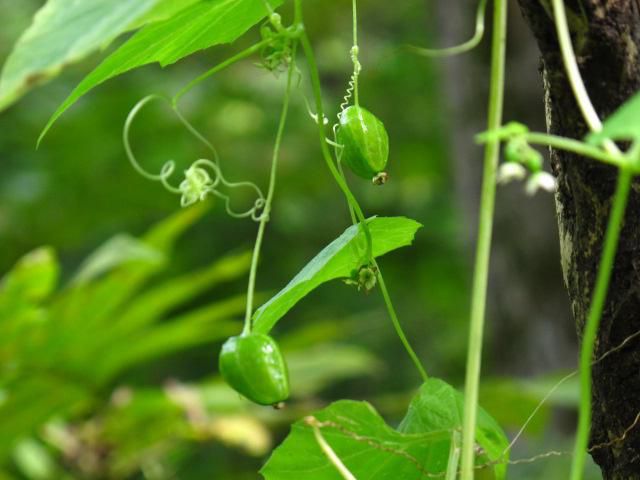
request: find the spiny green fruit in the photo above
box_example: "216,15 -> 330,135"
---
219,333 -> 290,406
336,106 -> 389,183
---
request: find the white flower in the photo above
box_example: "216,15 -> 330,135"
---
525,171 -> 556,195
497,162 -> 527,185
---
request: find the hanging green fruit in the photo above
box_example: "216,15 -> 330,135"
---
336,106 -> 389,184
219,333 -> 290,406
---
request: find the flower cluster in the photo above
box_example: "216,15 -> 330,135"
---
497,136 -> 556,195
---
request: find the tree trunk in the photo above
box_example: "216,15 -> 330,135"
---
516,1 -> 640,478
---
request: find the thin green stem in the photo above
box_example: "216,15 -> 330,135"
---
460,0 -> 507,477
338,164 -> 358,224
570,168 -> 633,480
173,40 -> 270,106
351,0 -> 360,106
307,418 -> 357,480
243,49 -> 297,335
446,431 -> 462,480
524,133 -> 625,168
407,0 -> 487,58
550,0 -> 601,132
549,0 -> 620,157
374,259 -> 428,381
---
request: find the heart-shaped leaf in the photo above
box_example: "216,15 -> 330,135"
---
262,378 -> 509,479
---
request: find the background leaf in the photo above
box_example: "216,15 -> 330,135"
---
0,247 -> 58,305
40,0 -> 283,141
0,0 -> 162,111
252,217 -> 422,334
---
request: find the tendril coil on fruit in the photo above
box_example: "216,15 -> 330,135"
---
123,95 -> 266,221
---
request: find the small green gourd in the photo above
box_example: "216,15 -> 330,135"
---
219,333 -> 290,406
336,106 -> 389,183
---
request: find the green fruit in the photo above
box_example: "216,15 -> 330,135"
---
219,333 -> 290,406
336,106 -> 389,181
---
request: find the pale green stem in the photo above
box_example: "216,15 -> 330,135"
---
374,258 -> 428,381
570,168 -> 632,480
243,49 -> 297,334
307,418 -> 357,480
460,0 -> 508,477
172,40 -> 270,106
351,0 -> 360,106
407,0 -> 487,58
524,133 -> 625,168
549,0 -> 619,156
446,431 -> 462,480
550,0 -> 600,131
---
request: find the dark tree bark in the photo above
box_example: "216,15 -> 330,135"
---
515,1 -> 640,478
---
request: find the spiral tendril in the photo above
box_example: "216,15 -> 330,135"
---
123,95 -> 265,221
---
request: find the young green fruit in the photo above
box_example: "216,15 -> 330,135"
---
219,333 -> 290,406
336,106 -> 389,182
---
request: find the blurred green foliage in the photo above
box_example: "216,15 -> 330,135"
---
0,0 -> 602,478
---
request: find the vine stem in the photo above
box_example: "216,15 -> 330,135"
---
295,0 -> 427,381
374,258 -> 428,381
172,40 -> 271,106
351,0 -> 360,106
459,0 -> 507,477
570,167 -> 632,479
524,133 -> 624,168
407,0 -> 488,58
307,417 -> 357,480
548,0 -> 633,477
243,47 -> 297,334
446,431 -> 462,480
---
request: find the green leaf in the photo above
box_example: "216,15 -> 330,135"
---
252,217 -> 422,334
40,0 -> 283,142
115,250 -> 251,331
72,234 -> 165,285
94,296 -> 247,380
128,0 -> 204,30
0,0 -> 162,111
261,400 -> 453,479
12,438 -> 56,480
0,247 -> 58,305
263,378 -> 509,480
399,378 -> 509,479
586,90 -> 640,145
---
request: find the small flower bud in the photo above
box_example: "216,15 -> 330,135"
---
496,162 -> 527,185
525,171 -> 556,195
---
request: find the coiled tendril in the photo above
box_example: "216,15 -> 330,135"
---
123,95 -> 266,221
